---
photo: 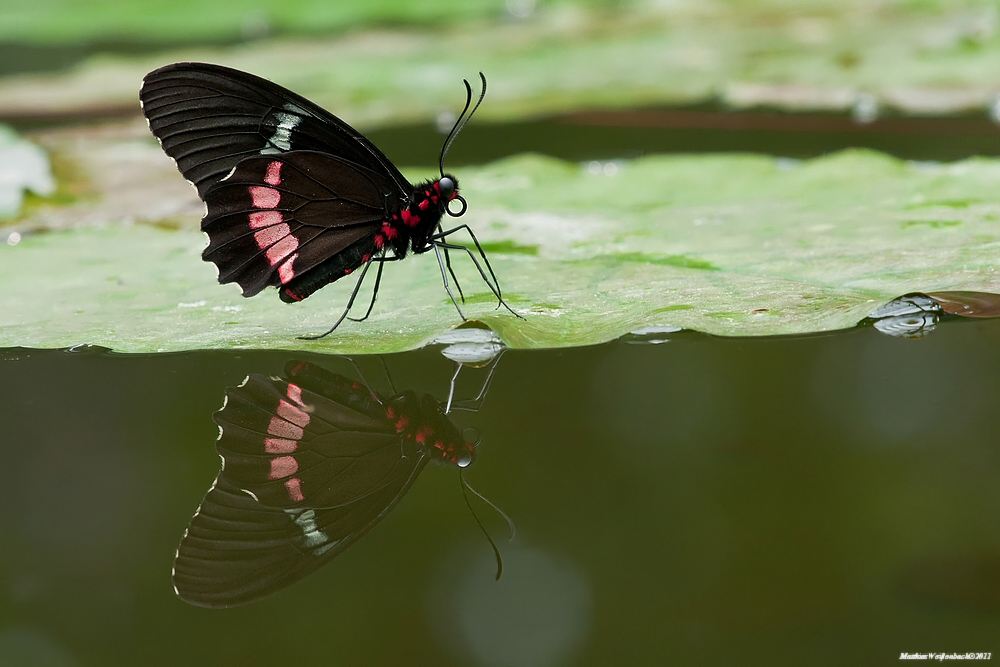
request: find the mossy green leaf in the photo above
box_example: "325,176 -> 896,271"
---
3,150 -> 1000,353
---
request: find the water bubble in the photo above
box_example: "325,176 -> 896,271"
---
436,111 -> 458,134
505,0 -> 536,19
852,93 -> 879,124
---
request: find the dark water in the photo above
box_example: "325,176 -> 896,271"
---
2,318 -> 1000,665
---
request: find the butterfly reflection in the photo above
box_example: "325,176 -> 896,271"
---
173,359 -> 492,608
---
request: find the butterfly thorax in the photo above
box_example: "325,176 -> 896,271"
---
376,175 -> 459,258
385,391 -> 474,467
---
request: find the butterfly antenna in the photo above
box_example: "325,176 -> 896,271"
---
460,469 -> 512,581
439,72 -> 487,177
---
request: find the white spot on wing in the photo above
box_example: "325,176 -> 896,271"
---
261,105 -> 302,154
286,508 -> 338,554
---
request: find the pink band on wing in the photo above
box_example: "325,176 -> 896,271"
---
265,161 -> 283,186
278,254 -> 297,284
276,399 -> 310,427
285,478 -> 304,502
264,437 -> 297,454
267,415 -> 303,440
249,186 -> 280,209
268,455 -> 299,480
265,235 -> 298,266
253,224 -> 290,251
249,210 -> 282,229
287,383 -> 304,405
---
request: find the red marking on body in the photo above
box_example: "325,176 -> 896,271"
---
264,437 -> 297,454
361,253 -> 371,263
401,209 -> 419,226
433,441 -> 445,451
373,234 -> 384,249
276,399 -> 310,426
415,426 -> 433,445
381,222 -> 398,240
249,210 -> 282,229
278,254 -> 297,284
418,199 -> 430,211
268,455 -> 298,480
265,234 -> 298,266
386,407 -> 395,419
283,289 -> 303,302
285,477 -> 304,502
430,195 -> 439,204
264,161 -> 283,186
394,415 -> 409,432
249,185 -> 280,209
344,267 -> 352,275
268,415 -> 303,440
432,182 -> 441,193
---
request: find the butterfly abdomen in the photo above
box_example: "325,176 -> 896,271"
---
280,177 -> 457,302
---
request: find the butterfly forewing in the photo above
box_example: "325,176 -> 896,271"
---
173,365 -> 431,607
139,62 -> 411,197
214,370 -> 425,509
201,151 -> 397,296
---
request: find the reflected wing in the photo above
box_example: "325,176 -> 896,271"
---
172,363 -> 428,607
201,151 -> 398,297
215,364 -> 425,509
172,470 -> 425,608
139,62 -> 411,197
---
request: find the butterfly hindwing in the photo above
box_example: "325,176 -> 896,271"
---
173,474 -> 424,608
201,151 -> 399,296
139,62 -> 411,197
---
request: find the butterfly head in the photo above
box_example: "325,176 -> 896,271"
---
433,174 -> 467,218
437,175 -> 458,201
417,393 -> 476,468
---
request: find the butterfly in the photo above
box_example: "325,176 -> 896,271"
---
139,63 -> 519,338
171,360 -> 478,608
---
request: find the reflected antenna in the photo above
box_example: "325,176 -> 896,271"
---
460,469 -> 515,581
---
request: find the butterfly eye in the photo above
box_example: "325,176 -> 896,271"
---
438,176 -> 456,199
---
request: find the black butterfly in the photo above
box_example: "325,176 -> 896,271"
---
172,360 -> 477,608
139,63 -> 519,338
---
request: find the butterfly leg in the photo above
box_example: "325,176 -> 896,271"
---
431,224 -> 504,303
437,223 -> 466,304
433,243 -> 466,321
432,240 -> 523,320
298,257 -> 378,340
447,351 -> 504,413
347,253 -> 396,323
